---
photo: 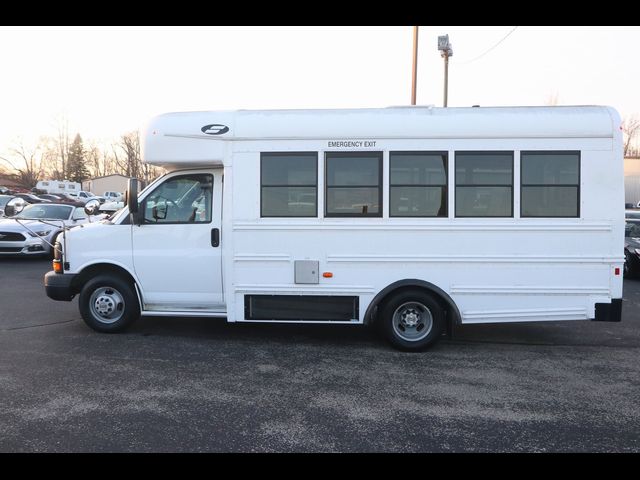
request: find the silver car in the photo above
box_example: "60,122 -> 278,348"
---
0,203 -> 90,257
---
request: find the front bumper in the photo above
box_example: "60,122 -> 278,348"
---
0,238 -> 50,255
44,270 -> 77,301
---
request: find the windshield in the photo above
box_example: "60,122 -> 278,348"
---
14,204 -> 72,220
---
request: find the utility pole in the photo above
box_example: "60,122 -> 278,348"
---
411,26 -> 419,105
437,35 -> 453,107
443,53 -> 450,107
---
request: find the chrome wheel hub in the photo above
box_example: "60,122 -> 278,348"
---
95,296 -> 116,316
401,309 -> 420,327
89,287 -> 125,324
392,301 -> 433,342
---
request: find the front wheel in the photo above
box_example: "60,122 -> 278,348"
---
379,290 -> 446,351
78,274 -> 140,332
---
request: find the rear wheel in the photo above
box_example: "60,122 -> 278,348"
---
78,274 -> 139,332
379,290 -> 445,351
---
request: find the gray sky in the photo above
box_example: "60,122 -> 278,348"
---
1,26 -> 638,150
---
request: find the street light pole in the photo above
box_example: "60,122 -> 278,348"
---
411,26 -> 419,105
437,34 -> 453,107
443,53 -> 449,108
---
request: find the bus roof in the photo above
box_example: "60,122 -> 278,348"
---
142,105 -> 620,167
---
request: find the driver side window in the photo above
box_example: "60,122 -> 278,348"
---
143,174 -> 213,224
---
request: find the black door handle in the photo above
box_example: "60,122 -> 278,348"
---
211,228 -> 220,247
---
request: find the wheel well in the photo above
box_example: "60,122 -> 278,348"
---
71,263 -> 137,295
365,280 -> 461,328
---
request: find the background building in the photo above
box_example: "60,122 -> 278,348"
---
82,174 -> 140,196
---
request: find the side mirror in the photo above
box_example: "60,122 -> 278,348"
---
152,203 -> 167,220
4,197 -> 25,217
126,178 -> 139,214
84,199 -> 101,216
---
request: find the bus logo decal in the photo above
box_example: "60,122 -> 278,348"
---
201,124 -> 229,135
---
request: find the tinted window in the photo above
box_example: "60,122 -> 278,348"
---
261,153 -> 317,217
521,152 -> 579,217
325,152 -> 382,217
455,152 -> 513,217
326,155 -> 379,186
390,152 -> 447,217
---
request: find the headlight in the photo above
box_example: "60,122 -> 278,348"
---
28,230 -> 52,237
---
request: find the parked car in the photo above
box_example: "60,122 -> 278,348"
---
57,192 -> 80,202
0,186 -> 11,195
103,191 -> 123,202
0,202 -> 93,257
625,220 -> 640,277
37,193 -> 84,206
13,193 -> 51,204
38,193 -> 65,202
99,200 -> 124,214
76,191 -> 106,204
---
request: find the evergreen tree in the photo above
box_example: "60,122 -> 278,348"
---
67,133 -> 90,182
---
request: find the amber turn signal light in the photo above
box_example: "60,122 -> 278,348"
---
53,260 -> 63,274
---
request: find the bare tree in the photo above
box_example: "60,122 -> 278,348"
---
84,139 -> 121,179
55,114 -> 71,179
36,115 -> 73,180
112,131 -> 141,179
622,115 -> 640,157
110,131 -> 164,186
84,142 -> 102,178
39,135 -> 64,179
0,138 -> 44,188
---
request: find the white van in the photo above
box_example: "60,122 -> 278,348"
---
44,106 -> 624,350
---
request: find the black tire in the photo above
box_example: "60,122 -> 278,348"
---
378,289 -> 446,351
78,274 -> 140,333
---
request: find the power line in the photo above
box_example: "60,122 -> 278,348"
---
456,26 -> 519,65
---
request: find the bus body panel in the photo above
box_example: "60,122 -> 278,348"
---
56,106 -> 623,329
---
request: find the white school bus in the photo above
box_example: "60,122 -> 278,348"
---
44,105 -> 624,351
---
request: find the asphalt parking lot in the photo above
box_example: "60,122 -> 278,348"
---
1,258 -> 639,452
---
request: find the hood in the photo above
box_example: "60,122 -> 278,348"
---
0,218 -> 66,231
